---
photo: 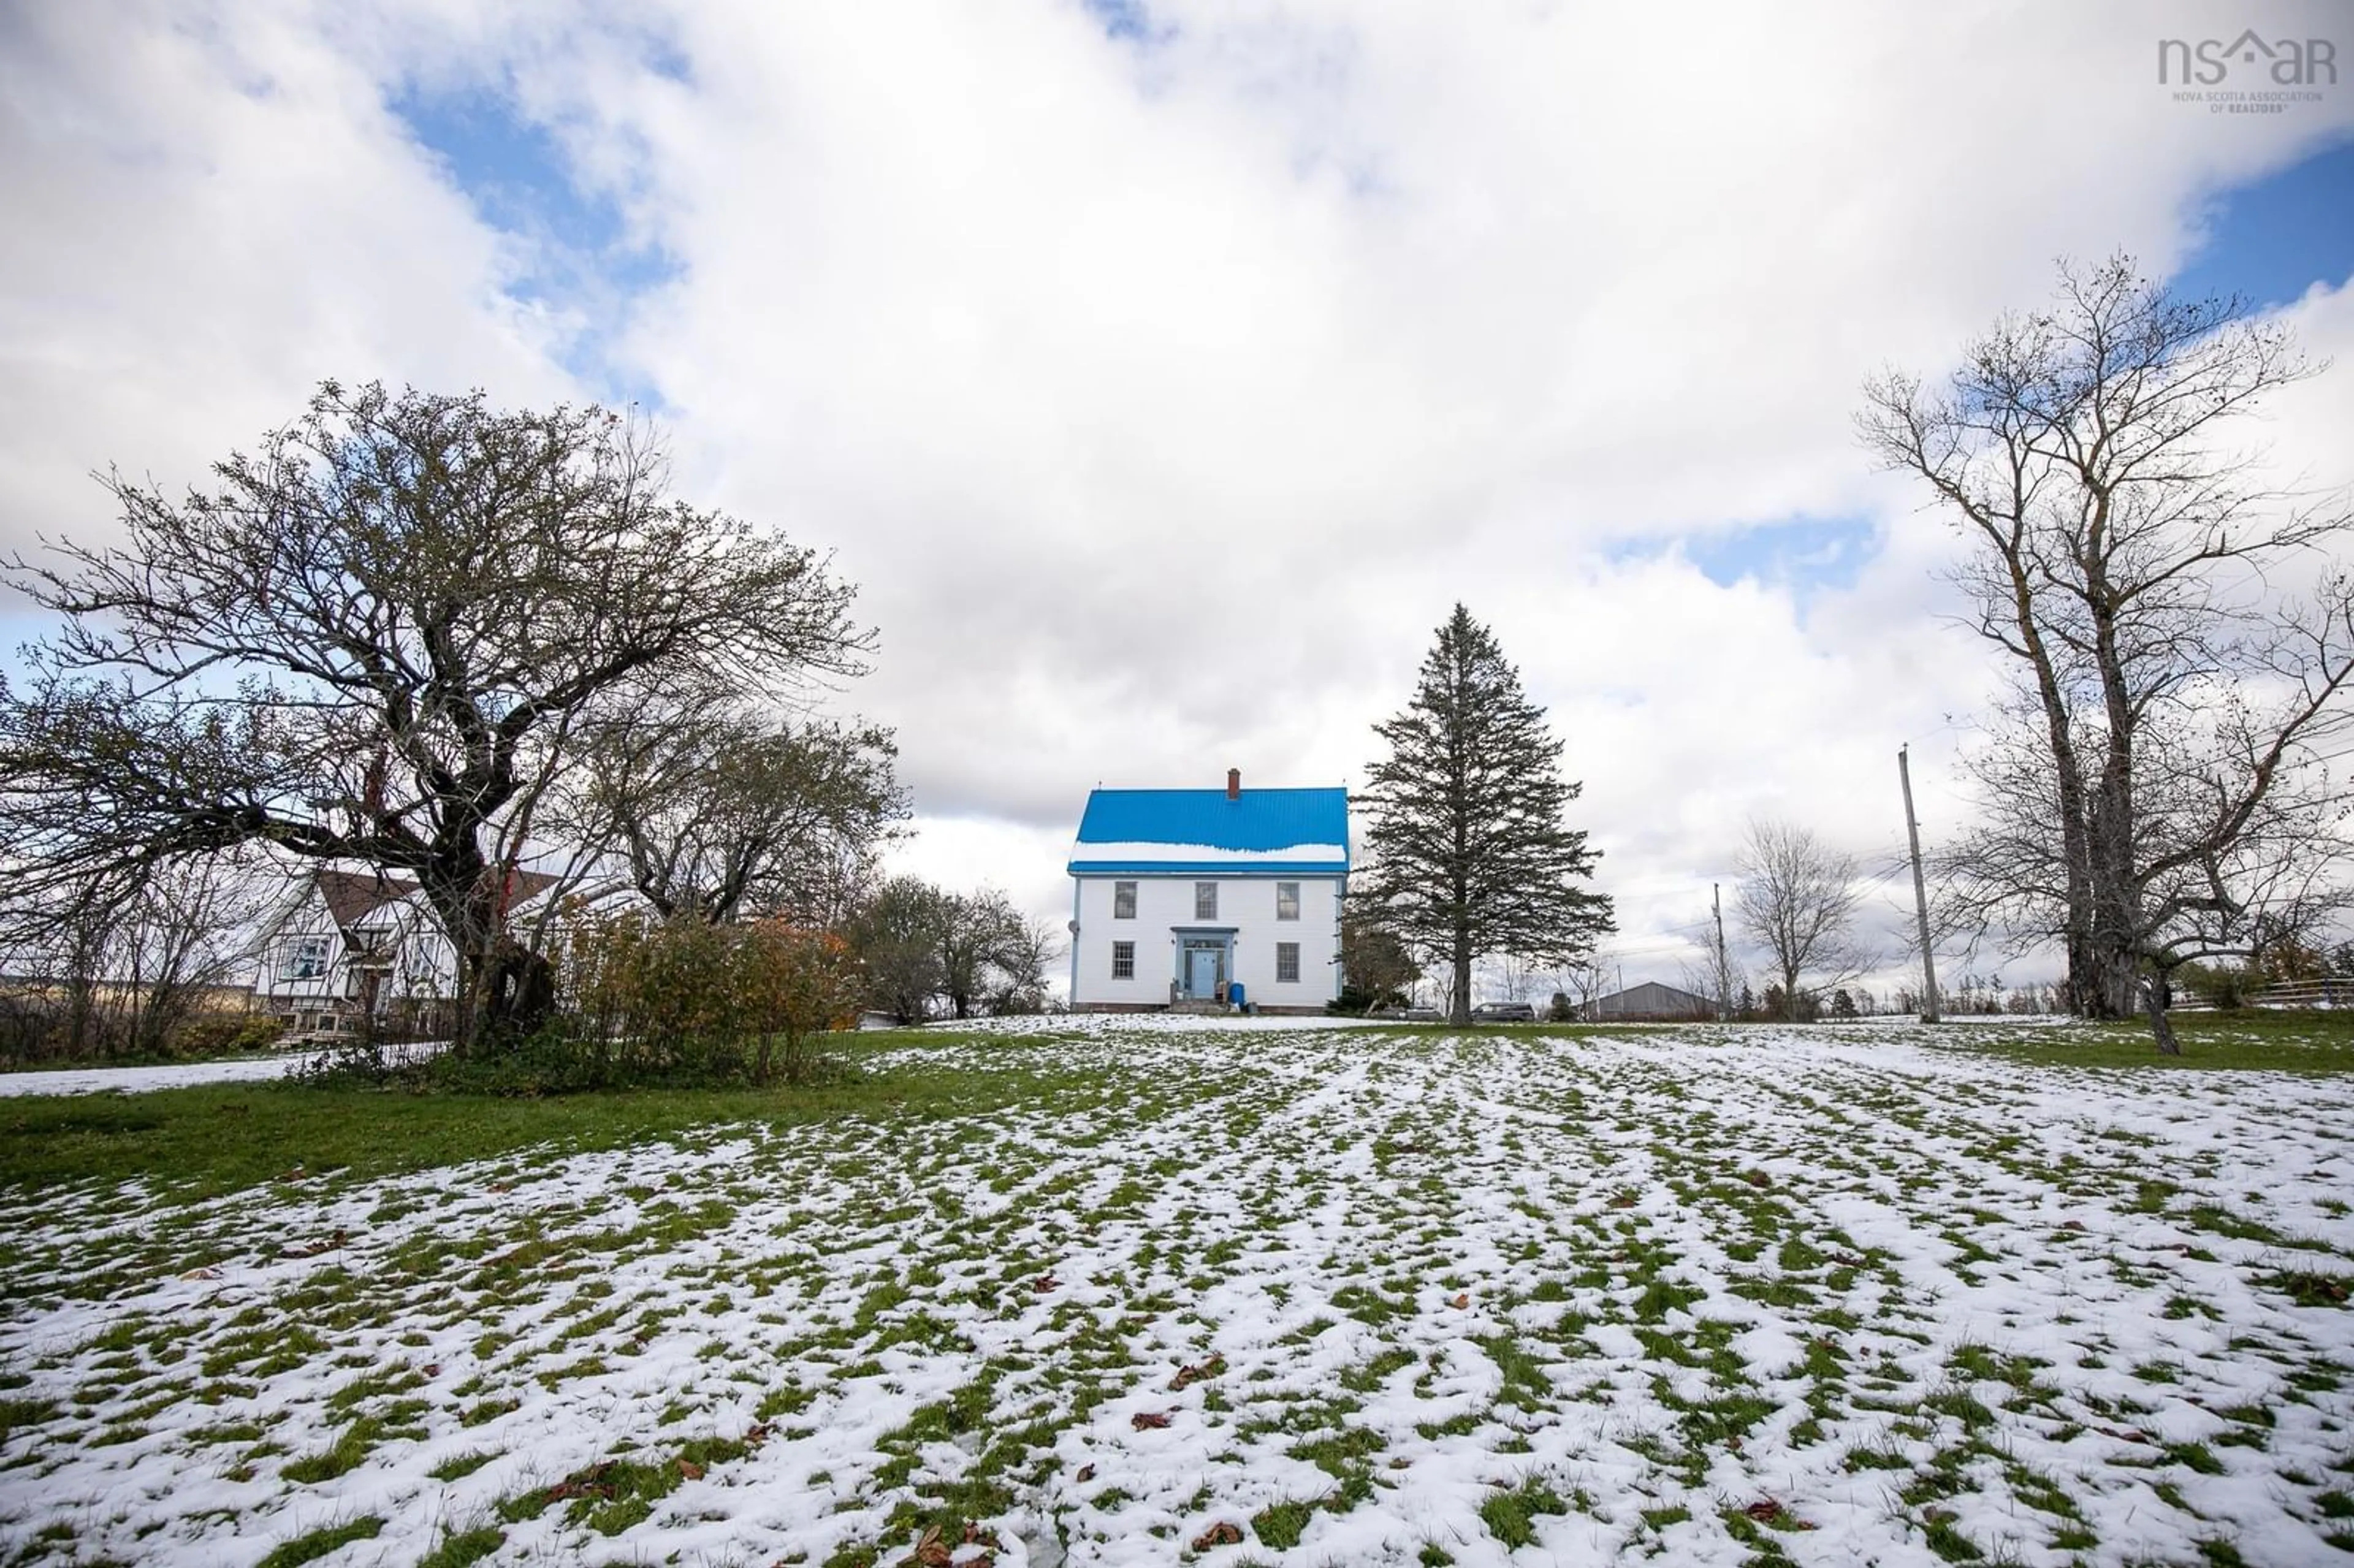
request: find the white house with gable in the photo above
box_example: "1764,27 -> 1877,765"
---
1067,770 -> 1349,1014
249,866 -> 558,1037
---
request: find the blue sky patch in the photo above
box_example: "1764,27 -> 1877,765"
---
1083,0 -> 1159,44
1685,514 -> 1878,593
2172,134 -> 2354,310
389,84 -> 674,403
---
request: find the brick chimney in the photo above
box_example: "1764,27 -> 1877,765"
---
1226,767 -> 1241,800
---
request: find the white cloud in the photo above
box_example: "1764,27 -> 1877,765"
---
5,0 -> 2352,997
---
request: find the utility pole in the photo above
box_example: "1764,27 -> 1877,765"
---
1712,882 -> 1731,1021
1899,744 -> 1940,1022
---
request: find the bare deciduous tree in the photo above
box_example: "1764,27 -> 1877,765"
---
1861,256 -> 2354,1049
0,382 -> 871,1048
983,913 -> 1062,1016
933,889 -> 1038,1021
1553,954 -> 1610,1021
576,701 -> 905,926
844,876 -> 945,1024
1339,907 -> 1420,1010
1735,820 -> 1869,1020
1678,948 -> 1745,1024
0,852 -> 269,1065
840,879 -> 1053,1022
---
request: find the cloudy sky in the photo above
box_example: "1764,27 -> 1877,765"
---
4,1 -> 2352,999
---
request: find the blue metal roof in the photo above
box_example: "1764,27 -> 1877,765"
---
1068,786 -> 1350,875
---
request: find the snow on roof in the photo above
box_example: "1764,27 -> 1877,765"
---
1068,787 -> 1349,873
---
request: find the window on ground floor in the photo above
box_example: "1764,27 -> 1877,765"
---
1111,940 -> 1135,980
1276,942 -> 1301,983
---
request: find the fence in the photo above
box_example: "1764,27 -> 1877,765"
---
2173,977 -> 2354,1013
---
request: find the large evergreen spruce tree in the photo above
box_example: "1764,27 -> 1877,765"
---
1362,604 -> 1613,1024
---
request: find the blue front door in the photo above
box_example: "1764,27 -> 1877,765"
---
1187,948 -> 1219,999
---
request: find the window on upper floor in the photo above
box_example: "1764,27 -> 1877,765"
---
1276,881 -> 1300,920
1276,942 -> 1301,984
1111,941 -> 1136,980
1113,881 -> 1137,919
282,936 -> 330,981
1195,881 -> 1217,921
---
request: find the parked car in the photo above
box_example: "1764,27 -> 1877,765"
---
1469,1000 -> 1537,1022
1368,1004 -> 1444,1021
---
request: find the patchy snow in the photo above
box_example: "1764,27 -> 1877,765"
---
1,1025 -> 2350,1567
931,1011 -> 1393,1035
0,1053 -> 317,1098
1067,842 -> 1349,866
0,1041 -> 446,1098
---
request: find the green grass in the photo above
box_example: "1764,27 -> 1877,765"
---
0,1034 -> 1114,1199
12,1017 -> 2342,1205
253,1516 -> 383,1568
414,1525 -> 505,1568
1938,1009 -> 2354,1073
1480,1475 -> 1570,1547
6,1019 -> 2350,1566
1251,1498 -> 1317,1549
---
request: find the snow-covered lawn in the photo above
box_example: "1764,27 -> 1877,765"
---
0,1053 -> 324,1099
2,1025 -> 2351,1566
0,1041 -> 450,1100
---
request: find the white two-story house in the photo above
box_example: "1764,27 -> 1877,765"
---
1067,771 -> 1348,1014
251,866 -> 558,1037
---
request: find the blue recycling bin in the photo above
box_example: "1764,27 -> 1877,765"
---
1228,981 -> 1247,1010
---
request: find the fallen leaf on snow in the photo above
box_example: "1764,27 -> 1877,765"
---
1170,1353 -> 1226,1390
548,1461 -> 617,1501
177,1266 -> 221,1281
1450,1292 -> 1470,1309
1074,1464 -> 1095,1483
677,1458 -> 704,1480
1131,1410 -> 1173,1430
1032,1274 -> 1059,1293
1190,1522 -> 1244,1550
